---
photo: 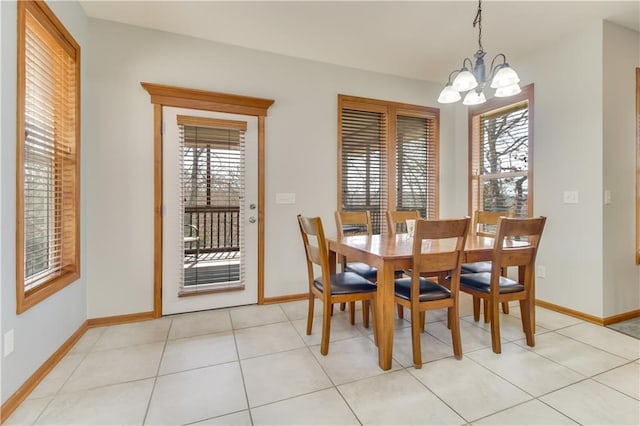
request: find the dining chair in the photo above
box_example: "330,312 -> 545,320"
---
335,211 -> 377,281
462,210 -> 515,318
386,210 -> 422,319
459,216 -> 547,354
386,210 -> 422,237
334,210 -> 377,325
394,217 -> 471,368
298,215 -> 377,355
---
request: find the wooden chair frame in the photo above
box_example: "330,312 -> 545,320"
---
334,210 -> 375,323
386,210 -> 421,237
469,210 -> 516,318
298,215 -> 376,355
460,216 -> 546,353
395,217 -> 471,368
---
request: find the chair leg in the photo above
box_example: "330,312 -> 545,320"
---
500,268 -> 510,315
397,304 -> 404,319
520,299 -> 535,347
472,296 -> 480,322
363,300 -> 370,329
340,302 -> 346,311
490,298 -> 502,354
320,302 -> 332,355
330,304 -> 334,316
419,311 -> 426,331
349,301 -> 356,325
306,294 -> 315,335
371,301 -> 378,347
411,306 -> 423,368
449,305 -> 462,359
483,299 -> 490,323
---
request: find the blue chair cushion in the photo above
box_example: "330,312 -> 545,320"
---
314,272 -> 377,295
394,277 -> 451,302
345,262 -> 378,280
461,261 -> 492,274
460,272 -> 524,294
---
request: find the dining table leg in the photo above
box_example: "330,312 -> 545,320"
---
376,262 -> 396,370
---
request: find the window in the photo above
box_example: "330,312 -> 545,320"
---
338,95 -> 439,233
16,0 -> 80,313
469,85 -> 533,217
178,116 -> 246,292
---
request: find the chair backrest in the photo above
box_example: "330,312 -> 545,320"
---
411,218 -> 471,280
335,211 -> 372,238
298,215 -> 331,294
387,210 -> 421,236
472,210 -> 515,237
492,216 -> 547,276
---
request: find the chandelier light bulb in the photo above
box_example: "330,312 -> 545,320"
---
451,70 -> 478,92
463,90 -> 486,106
495,83 -> 522,97
490,65 -> 520,89
437,85 -> 462,103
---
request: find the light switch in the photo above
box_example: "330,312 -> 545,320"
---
563,190 -> 579,204
275,193 -> 296,204
604,190 -> 612,205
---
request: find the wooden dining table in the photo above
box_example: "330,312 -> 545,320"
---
327,233 -> 504,370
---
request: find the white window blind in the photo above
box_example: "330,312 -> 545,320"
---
396,114 -> 438,219
178,117 -> 246,291
340,108 -> 388,234
471,101 -> 530,217
339,96 -> 440,234
21,4 -> 79,292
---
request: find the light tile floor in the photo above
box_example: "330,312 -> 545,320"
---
6,295 -> 640,425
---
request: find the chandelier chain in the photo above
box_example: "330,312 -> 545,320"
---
473,0 -> 483,52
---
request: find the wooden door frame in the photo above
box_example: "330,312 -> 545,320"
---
141,82 -> 274,317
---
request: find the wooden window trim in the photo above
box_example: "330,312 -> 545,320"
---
467,84 -> 534,217
16,0 -> 81,314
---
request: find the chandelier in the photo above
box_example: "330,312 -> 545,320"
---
437,0 -> 521,105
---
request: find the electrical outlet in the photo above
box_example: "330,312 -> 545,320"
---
536,265 -> 546,278
4,330 -> 14,357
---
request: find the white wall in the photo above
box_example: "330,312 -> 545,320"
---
85,19 -> 450,317
450,22 -> 607,317
602,21 -> 640,317
0,0 -> 88,403
519,22 -> 605,316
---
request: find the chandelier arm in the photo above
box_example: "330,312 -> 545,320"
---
462,57 -> 474,70
488,53 -> 508,78
446,70 -> 460,84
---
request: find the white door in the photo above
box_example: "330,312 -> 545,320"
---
162,107 -> 258,315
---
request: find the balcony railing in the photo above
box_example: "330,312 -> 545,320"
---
184,206 -> 240,254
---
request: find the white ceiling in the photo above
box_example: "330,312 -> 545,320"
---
79,0 -> 640,83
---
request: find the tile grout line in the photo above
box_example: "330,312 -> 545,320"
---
230,308 -> 256,425
141,318 -> 173,425
26,326 -> 108,425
